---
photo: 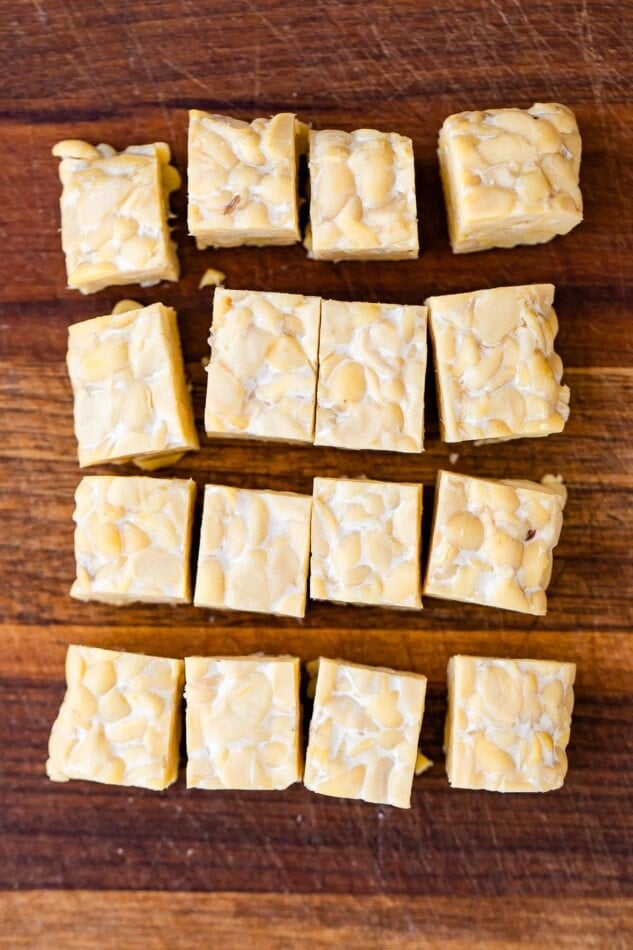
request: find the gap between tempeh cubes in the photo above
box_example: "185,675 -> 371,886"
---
46,647 -> 576,803
52,101 -> 583,292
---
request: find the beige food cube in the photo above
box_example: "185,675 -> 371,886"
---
185,656 -> 302,790
314,299 -> 427,452
438,102 -> 582,253
204,289 -> 321,443
306,128 -> 418,260
53,139 -> 180,294
71,475 -> 196,605
188,111 -> 301,248
67,302 -> 199,468
46,645 -> 184,790
445,655 -> 576,792
310,477 -> 423,609
304,658 -> 427,808
194,485 -> 312,618
424,470 -> 564,615
426,284 -> 570,443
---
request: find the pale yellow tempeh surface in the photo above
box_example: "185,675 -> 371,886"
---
46,645 -> 184,790
445,655 -> 576,792
304,657 -> 427,808
67,302 -> 199,468
438,102 -> 582,253
185,655 -> 302,790
71,475 -> 196,605
424,470 -> 564,615
53,140 -> 180,293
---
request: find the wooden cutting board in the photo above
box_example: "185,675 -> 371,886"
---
1,1 -> 632,946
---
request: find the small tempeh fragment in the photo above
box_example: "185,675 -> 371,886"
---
46,645 -> 184,790
445,655 -> 576,792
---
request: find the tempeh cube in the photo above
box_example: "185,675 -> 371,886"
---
67,302 -> 199,468
423,470 -> 564,615
426,284 -> 569,442
185,655 -> 302,790
204,289 -> 321,444
188,111 -> 301,248
71,476 -> 196,605
310,477 -> 423,609
304,657 -> 427,808
46,645 -> 184,790
314,299 -> 427,452
445,655 -> 576,792
52,139 -> 180,294
306,128 -> 418,260
194,485 -> 312,618
438,102 -> 583,253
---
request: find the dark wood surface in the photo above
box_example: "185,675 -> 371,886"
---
1,0 -> 632,946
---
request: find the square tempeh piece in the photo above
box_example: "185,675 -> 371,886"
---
204,289 -> 321,443
188,111 -> 301,248
423,470 -> 564,615
426,284 -> 570,443
67,302 -> 199,468
438,102 -> 582,253
46,645 -> 184,790
304,658 -> 427,808
185,656 -> 302,790
71,476 -> 196,605
445,655 -> 576,792
194,485 -> 312,618
53,139 -> 180,294
310,478 -> 423,609
307,128 -> 418,260
314,299 -> 427,452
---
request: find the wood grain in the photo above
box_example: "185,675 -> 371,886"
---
1,0 -> 632,946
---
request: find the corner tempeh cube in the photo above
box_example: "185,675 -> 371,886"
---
445,655 -> 576,792
204,289 -> 321,444
306,127 -> 418,260
304,657 -> 427,808
423,470 -> 564,615
438,102 -> 583,253
185,655 -> 302,790
194,485 -> 312,618
71,476 -> 196,605
53,139 -> 180,294
67,302 -> 199,468
426,284 -> 570,443
310,477 -> 423,609
188,111 -> 301,248
314,299 -> 427,452
46,645 -> 184,790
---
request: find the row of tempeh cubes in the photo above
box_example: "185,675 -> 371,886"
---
47,646 -> 576,805
53,102 -> 583,294
71,470 -> 564,617
67,283 -> 569,469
